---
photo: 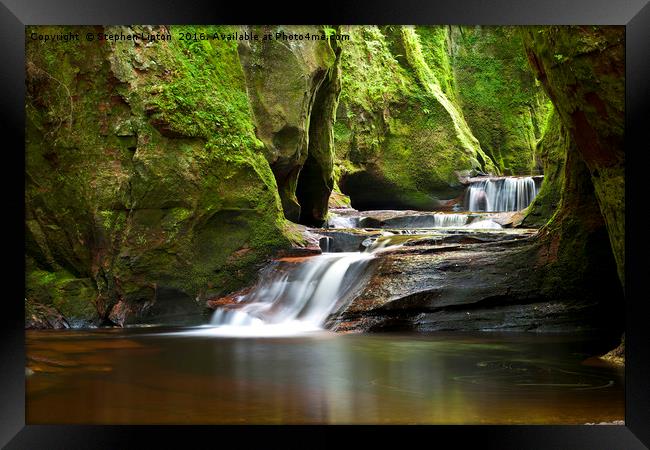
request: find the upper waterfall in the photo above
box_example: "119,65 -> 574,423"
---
464,176 -> 541,212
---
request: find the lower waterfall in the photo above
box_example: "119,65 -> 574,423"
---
210,247 -> 382,333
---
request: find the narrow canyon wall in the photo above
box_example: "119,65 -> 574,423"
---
521,109 -> 567,227
522,26 -> 625,287
450,26 -> 552,175
25,25 -> 302,326
334,25 -> 550,211
24,25 -> 625,329
332,26 -> 625,338
238,25 -> 341,225
333,26 -> 497,210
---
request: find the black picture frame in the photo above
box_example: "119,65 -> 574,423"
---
2,0 -> 648,448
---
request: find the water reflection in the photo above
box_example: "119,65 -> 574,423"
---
26,330 -> 624,424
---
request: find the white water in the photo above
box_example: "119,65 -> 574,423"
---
465,177 -> 539,212
330,212 -> 469,229
210,249 -> 379,334
209,196 -> 515,335
419,213 -> 467,228
327,214 -> 359,229
465,219 -> 502,229
379,213 -> 470,229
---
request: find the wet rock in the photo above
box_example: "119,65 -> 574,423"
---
25,299 -> 70,329
599,334 -> 624,365
317,229 -> 383,252
277,224 -> 324,257
328,229 -> 623,336
123,287 -> 207,327
239,25 -> 341,225
25,25 -> 297,326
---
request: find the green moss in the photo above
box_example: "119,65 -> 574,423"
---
521,25 -> 624,286
26,267 -> 97,324
334,26 -> 505,209
25,25 -> 295,324
450,26 -> 552,175
521,109 -> 566,227
401,26 -> 496,175
143,25 -> 257,148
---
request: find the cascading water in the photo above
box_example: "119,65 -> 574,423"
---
464,219 -> 502,229
210,243 -> 386,333
327,214 -> 359,229
465,176 -> 540,212
381,213 -> 468,229
209,192 -> 521,335
329,211 -> 470,229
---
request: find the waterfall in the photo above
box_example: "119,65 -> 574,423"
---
432,213 -> 468,228
465,177 -> 540,212
465,219 -> 502,229
391,213 -> 467,228
210,247 -> 381,332
319,236 -> 333,252
327,213 -> 359,229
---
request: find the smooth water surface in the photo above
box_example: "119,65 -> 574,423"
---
26,329 -> 624,424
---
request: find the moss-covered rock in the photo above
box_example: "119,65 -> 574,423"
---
334,26 -> 498,211
331,26 -> 624,336
25,25 -> 296,326
522,26 -> 625,286
450,26 -> 552,175
334,26 -> 552,211
521,109 -> 567,227
534,139 -> 620,301
24,24 -> 625,330
238,25 -> 341,225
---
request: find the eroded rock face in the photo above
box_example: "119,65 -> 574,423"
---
450,26 -> 552,176
521,110 -> 567,227
25,25 -> 299,326
522,26 -> 625,286
239,26 -> 342,225
24,25 -> 624,331
25,299 -> 70,329
334,26 -> 499,211
334,26 -> 551,212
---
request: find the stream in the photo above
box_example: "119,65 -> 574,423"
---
26,176 -> 624,424
26,329 -> 623,424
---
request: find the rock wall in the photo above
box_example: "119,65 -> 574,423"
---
522,25 -> 625,287
450,26 -> 552,175
25,25 -> 304,326
334,26 -> 499,211
24,25 -> 625,330
332,26 -> 625,338
332,122 -> 623,338
238,26 -> 341,225
521,109 -> 567,227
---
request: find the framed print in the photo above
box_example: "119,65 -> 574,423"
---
2,0 -> 649,448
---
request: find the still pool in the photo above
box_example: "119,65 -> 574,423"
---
26,329 -> 624,424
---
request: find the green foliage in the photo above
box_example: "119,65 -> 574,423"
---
322,26 -> 337,40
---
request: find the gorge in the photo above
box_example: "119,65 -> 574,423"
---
24,24 -> 625,424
